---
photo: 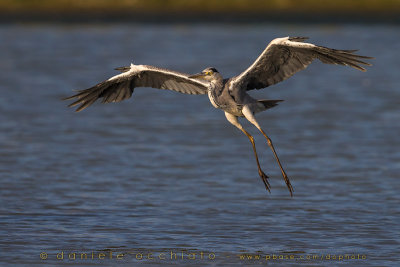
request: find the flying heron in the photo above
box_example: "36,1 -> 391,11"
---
64,37 -> 372,196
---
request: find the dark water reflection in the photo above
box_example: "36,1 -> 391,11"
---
0,24 -> 399,266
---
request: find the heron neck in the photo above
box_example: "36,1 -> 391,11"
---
211,75 -> 223,88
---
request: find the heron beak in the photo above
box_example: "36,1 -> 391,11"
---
189,72 -> 206,79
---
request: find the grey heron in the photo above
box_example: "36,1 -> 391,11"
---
64,37 -> 372,196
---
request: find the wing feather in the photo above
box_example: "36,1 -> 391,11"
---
64,64 -> 209,112
230,37 -> 373,92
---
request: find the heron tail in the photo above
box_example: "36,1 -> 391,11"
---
252,99 -> 283,114
258,99 -> 284,109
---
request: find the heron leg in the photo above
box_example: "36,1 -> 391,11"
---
242,105 -> 294,197
224,112 -> 271,193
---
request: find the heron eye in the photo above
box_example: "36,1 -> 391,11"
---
206,71 -> 212,75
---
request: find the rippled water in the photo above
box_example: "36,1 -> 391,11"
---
0,24 -> 399,266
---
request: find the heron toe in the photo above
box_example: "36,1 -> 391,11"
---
258,170 -> 271,193
283,174 -> 294,197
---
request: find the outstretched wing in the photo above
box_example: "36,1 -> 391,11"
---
64,64 -> 209,112
230,37 -> 373,92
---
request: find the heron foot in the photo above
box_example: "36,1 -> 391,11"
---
258,169 -> 271,193
283,174 -> 294,197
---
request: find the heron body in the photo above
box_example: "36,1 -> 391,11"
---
65,37 -> 372,196
205,74 -> 280,117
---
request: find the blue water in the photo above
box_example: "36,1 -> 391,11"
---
0,24 -> 399,266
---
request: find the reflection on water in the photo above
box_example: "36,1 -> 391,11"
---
0,24 -> 399,266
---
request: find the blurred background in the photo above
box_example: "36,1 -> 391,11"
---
0,0 -> 399,266
1,0 -> 400,23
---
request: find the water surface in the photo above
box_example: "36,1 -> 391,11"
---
0,24 -> 399,266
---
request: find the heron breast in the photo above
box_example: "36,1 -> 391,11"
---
207,89 -> 220,109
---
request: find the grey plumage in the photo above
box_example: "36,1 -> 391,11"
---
64,37 -> 373,196
229,37 -> 371,99
64,65 -> 208,112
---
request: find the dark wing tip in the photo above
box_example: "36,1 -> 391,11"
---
62,95 -> 74,101
75,103 -> 90,112
64,78 -> 136,112
361,56 -> 375,60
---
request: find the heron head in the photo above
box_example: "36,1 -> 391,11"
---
189,67 -> 220,81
